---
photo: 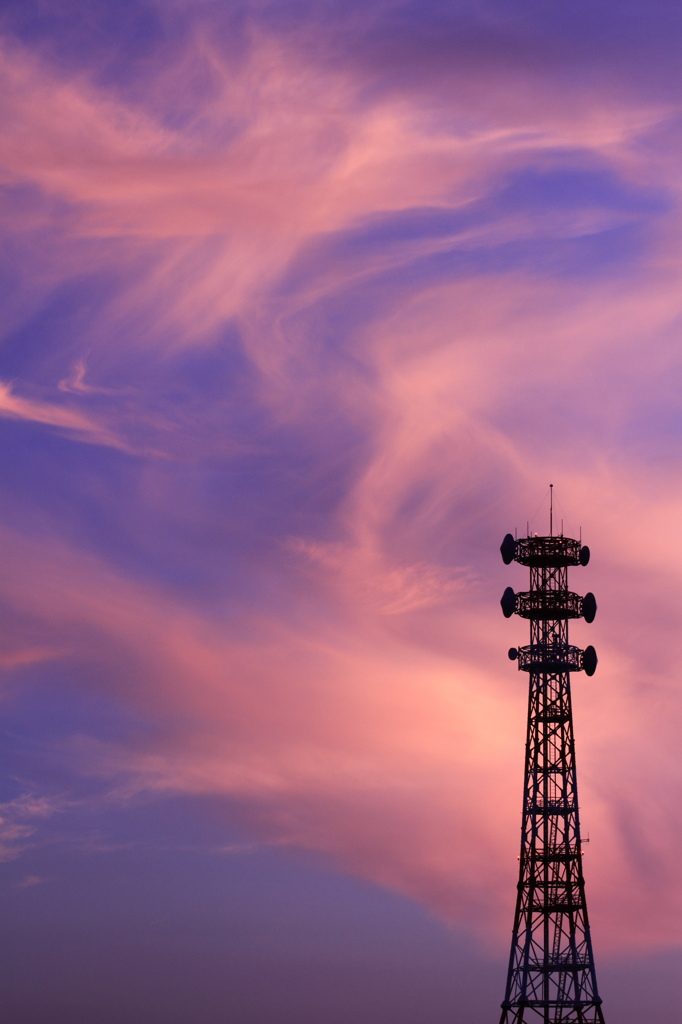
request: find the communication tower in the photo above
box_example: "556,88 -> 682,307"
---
498,490 -> 604,1024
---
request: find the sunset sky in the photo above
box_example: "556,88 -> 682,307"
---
2,1 -> 682,1021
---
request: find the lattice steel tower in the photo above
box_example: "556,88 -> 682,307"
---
498,492 -> 604,1024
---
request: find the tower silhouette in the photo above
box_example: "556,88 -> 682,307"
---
498,493 -> 604,1024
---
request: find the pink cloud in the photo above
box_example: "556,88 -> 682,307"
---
0,27 -> 672,362
3,16 -> 682,963
2,461 -> 682,957
0,379 -> 142,453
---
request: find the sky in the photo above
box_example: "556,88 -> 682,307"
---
2,0 -> 682,1021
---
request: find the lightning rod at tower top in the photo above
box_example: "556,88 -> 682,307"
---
498,492 -> 604,1024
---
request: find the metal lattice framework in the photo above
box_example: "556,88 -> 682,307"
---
498,519 -> 604,1024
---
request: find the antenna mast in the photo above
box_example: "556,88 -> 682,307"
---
498,524 -> 603,1024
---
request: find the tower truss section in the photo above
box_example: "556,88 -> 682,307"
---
498,526 -> 604,1024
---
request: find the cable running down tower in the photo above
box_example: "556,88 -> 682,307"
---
498,493 -> 604,1024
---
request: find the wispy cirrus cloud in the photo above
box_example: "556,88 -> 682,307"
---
0,379 -> 141,453
0,793 -> 62,863
2,2 -> 682,969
